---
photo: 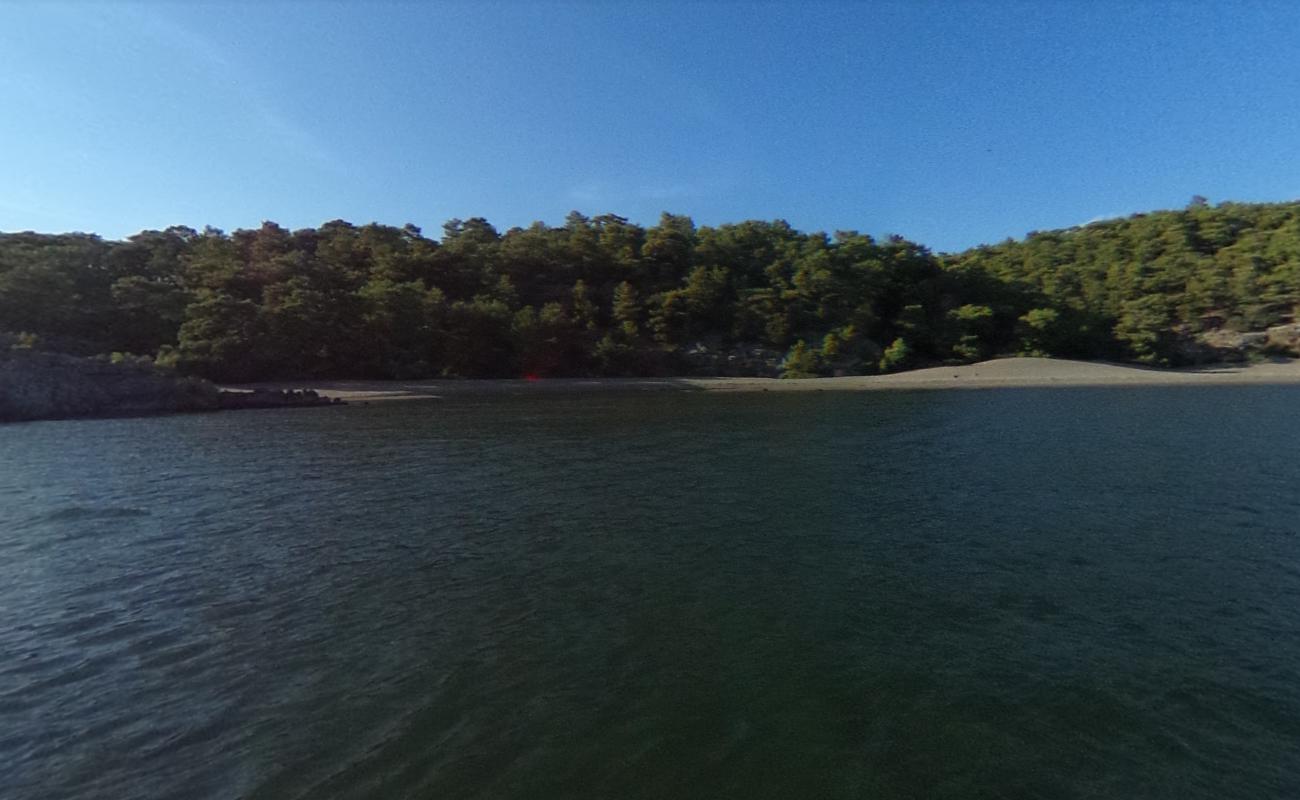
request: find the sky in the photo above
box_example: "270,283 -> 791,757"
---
2,1 -> 1299,252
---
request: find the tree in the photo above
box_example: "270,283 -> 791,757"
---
642,212 -> 696,288
175,290 -> 266,381
781,340 -> 820,378
444,296 -> 514,377
1115,295 -> 1174,363
512,302 -> 577,376
1016,308 -> 1061,356
9,199 -> 1300,381
612,281 -> 641,338
878,337 -> 913,372
946,304 -> 995,361
108,275 -> 189,354
358,278 -> 444,377
570,280 -> 599,331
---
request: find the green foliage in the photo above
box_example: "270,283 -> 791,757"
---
175,291 -> 265,381
108,352 -> 157,371
9,332 -> 39,351
781,340 -> 820,379
1115,295 -> 1175,363
593,333 -> 636,376
570,280 -> 598,331
820,330 -> 844,361
5,200 -> 1300,380
879,338 -> 913,372
1016,308 -> 1061,356
154,345 -> 179,371
946,304 -> 995,361
612,281 -> 641,337
357,278 -> 444,378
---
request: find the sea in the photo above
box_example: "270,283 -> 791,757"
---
2,386 -> 1298,799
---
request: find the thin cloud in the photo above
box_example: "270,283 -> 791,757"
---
101,4 -> 343,173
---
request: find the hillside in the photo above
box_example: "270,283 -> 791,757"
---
2,200 -> 1299,381
947,199 -> 1300,363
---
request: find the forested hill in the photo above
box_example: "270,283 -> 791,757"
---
2,200 -> 1299,382
948,199 -> 1300,363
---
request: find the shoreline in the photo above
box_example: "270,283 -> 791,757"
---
226,356 -> 1300,402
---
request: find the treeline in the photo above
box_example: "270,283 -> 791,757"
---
2,200 -> 1300,381
951,198 -> 1300,362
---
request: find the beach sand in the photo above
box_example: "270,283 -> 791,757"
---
227,357 -> 1300,402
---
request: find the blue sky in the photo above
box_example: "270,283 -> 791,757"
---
2,1 -> 1298,252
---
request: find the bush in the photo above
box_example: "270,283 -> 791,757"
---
8,331 -> 39,351
878,337 -> 912,372
780,340 -> 819,379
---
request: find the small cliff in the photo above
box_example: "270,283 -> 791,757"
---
1174,322 -> 1300,364
0,350 -> 221,422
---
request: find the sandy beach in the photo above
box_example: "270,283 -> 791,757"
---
227,356 -> 1300,402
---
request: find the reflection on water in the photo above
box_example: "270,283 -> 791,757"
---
2,387 -> 1299,799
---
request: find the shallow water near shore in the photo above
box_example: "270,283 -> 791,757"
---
2,386 -> 1299,799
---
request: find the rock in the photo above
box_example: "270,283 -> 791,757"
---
0,350 -> 220,422
1190,323 -> 1300,361
1199,329 -> 1270,350
1264,323 -> 1300,355
681,341 -> 785,377
1171,330 -> 1241,364
217,388 -> 343,411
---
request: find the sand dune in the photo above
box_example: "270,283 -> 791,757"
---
228,357 -> 1300,402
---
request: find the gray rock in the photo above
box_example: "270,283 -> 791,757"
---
0,350 -> 220,422
1192,323 -> 1300,361
681,341 -> 785,377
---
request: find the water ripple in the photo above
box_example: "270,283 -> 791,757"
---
2,389 -> 1300,798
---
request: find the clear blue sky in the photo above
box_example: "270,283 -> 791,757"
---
2,1 -> 1298,252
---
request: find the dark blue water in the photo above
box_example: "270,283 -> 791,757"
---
2,387 -> 1299,799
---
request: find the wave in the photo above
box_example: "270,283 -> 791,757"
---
41,506 -> 150,522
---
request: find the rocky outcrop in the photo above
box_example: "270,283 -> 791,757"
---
0,351 -> 347,423
1260,323 -> 1300,355
678,339 -> 883,377
681,342 -> 786,377
0,350 -> 221,422
218,388 -> 343,410
1185,323 -> 1300,363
